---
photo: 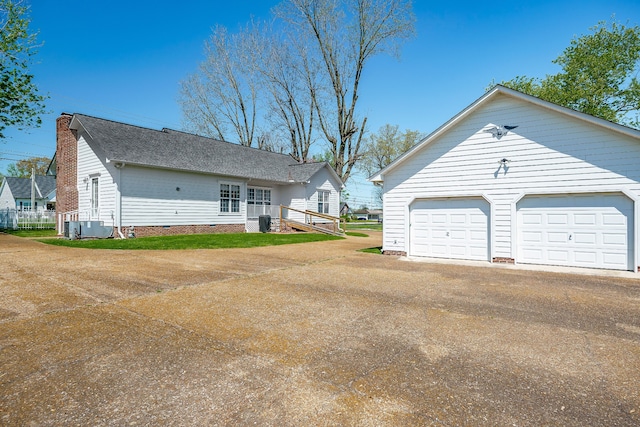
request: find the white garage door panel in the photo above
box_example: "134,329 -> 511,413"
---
410,198 -> 489,261
517,194 -> 633,271
548,250 -> 570,262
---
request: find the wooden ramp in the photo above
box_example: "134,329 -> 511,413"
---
281,219 -> 344,236
279,205 -> 344,237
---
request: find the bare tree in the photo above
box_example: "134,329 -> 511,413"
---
252,21 -> 319,161
179,0 -> 415,182
276,0 -> 416,183
180,26 -> 259,146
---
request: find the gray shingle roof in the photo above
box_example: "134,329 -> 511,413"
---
3,176 -> 56,199
73,114 -> 337,184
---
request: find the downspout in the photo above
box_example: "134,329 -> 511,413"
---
114,162 -> 125,238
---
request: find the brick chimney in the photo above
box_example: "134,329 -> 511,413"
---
55,113 -> 78,232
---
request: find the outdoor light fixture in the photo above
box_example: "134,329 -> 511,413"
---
484,125 -> 518,139
498,158 -> 511,165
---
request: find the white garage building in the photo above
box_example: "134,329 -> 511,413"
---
369,86 -> 640,272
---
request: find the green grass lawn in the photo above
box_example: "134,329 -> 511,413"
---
38,232 -> 343,250
344,222 -> 382,231
2,229 -> 58,238
345,231 -> 369,237
359,246 -> 382,254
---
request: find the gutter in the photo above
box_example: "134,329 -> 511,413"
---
112,160 -> 125,239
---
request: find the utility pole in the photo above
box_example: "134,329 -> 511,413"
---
31,167 -> 35,212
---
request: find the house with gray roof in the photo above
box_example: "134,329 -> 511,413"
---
0,175 -> 56,212
54,113 -> 343,237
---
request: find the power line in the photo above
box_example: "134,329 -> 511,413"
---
48,92 -> 184,130
0,148 -> 49,157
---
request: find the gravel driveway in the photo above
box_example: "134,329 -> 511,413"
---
1,232 -> 639,426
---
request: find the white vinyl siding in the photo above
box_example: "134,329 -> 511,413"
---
0,181 -> 14,209
306,169 -> 341,221
382,94 -> 640,268
282,183 -> 307,222
77,135 -> 116,226
78,132 -> 342,230
278,166 -> 341,223
120,167 -> 245,226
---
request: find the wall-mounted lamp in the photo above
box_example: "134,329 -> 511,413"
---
484,125 -> 519,140
498,158 -> 511,165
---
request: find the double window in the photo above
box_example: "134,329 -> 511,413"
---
318,190 -> 330,214
248,188 -> 271,206
220,183 -> 240,213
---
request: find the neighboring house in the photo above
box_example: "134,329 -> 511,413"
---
352,208 -> 383,221
0,175 -> 56,212
55,113 -> 343,237
370,85 -> 640,273
339,202 -> 351,216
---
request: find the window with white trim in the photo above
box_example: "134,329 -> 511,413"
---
317,190 -> 330,214
220,183 -> 241,213
248,188 -> 271,205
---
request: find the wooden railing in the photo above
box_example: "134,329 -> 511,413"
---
279,205 -> 344,236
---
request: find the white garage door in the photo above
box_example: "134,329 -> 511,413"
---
410,198 -> 490,261
517,194 -> 633,271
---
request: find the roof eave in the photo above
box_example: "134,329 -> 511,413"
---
106,159 -> 294,184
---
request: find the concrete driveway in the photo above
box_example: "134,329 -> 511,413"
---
1,232 -> 639,426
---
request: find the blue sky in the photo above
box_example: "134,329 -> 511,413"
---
2,0 -> 639,208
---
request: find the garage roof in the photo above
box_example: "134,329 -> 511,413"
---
369,85 -> 640,183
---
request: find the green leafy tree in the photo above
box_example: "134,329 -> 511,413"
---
0,0 -> 47,139
493,20 -> 640,128
5,155 -> 49,177
359,124 -> 423,177
311,149 -> 334,164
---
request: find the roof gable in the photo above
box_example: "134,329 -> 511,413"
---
70,114 -> 342,185
1,176 -> 56,199
369,85 -> 640,182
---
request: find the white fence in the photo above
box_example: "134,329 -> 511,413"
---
0,208 -> 56,230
